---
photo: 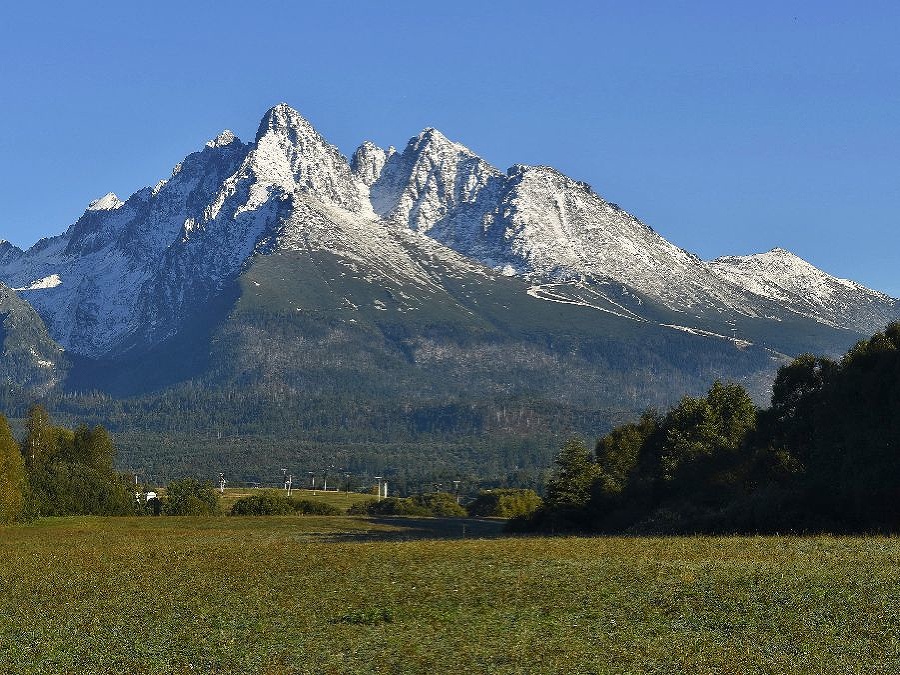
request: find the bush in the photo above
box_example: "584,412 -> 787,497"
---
19,410 -> 138,518
164,478 -> 222,516
230,491 -> 294,515
467,489 -> 542,518
413,492 -> 467,517
349,493 -> 466,517
26,463 -> 138,517
230,492 -> 343,516
349,497 -> 430,517
347,499 -> 377,515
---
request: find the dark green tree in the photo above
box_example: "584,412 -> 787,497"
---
544,437 -> 600,510
657,381 -> 756,489
595,410 -> 659,496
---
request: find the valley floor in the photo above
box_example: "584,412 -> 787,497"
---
1,517 -> 897,674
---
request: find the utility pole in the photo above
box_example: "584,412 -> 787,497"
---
219,473 -> 227,494
374,476 -> 383,501
286,474 -> 293,497
453,480 -> 461,504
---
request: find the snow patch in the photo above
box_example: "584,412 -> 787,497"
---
660,323 -> 753,349
87,193 -> 124,211
15,274 -> 62,291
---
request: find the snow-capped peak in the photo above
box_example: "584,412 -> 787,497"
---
0,103 -> 895,366
712,248 -> 850,288
206,129 -> 238,148
409,126 -> 481,160
370,127 -> 502,231
709,247 -> 895,332
255,103 -> 319,144
351,141 -> 395,187
87,192 -> 124,211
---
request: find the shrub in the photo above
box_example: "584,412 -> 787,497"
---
350,493 -> 466,517
347,499 -> 377,515
350,497 -> 430,517
230,491 -> 294,515
413,492 -> 467,517
466,489 -> 542,518
164,478 -> 222,516
230,492 -> 344,516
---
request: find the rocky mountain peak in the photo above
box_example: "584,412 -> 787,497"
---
254,103 -> 317,142
241,104 -> 368,214
370,127 -> 502,231
206,129 -> 239,148
87,193 -> 124,212
351,141 -> 395,187
709,248 -> 896,332
0,102 -> 896,369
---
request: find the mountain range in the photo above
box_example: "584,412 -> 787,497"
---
0,103 -> 895,486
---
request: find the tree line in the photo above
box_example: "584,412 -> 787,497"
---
0,405 -> 139,522
516,322 -> 900,534
0,402 -> 546,523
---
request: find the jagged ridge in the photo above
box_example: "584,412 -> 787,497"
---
0,102 -> 894,371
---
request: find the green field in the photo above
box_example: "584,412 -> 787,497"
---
213,487 -> 375,512
1,516 -> 898,674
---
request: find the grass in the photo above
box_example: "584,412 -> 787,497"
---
215,487 -> 375,512
1,516 -> 899,674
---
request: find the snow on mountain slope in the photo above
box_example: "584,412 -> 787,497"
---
440,164 -> 752,311
87,192 -> 125,211
0,102 -> 895,365
350,141 -> 395,187
369,128 -> 504,233
370,139 -> 762,319
0,130 -> 251,356
207,103 -> 370,221
710,248 -> 898,333
372,126 -> 899,333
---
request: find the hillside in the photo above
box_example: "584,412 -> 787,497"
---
0,104 -> 896,484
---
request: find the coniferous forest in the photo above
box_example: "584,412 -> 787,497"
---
3,323 -> 900,532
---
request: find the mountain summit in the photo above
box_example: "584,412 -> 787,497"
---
0,103 -> 895,398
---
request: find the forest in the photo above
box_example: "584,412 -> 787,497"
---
517,322 -> 900,534
0,405 -> 139,522
4,321 -> 900,531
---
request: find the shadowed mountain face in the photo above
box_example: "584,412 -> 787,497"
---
0,283 -> 66,397
0,104 -> 895,480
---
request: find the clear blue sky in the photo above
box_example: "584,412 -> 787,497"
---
1,1 -> 898,293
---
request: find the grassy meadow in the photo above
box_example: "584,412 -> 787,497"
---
214,487 -> 375,512
1,515 -> 899,674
